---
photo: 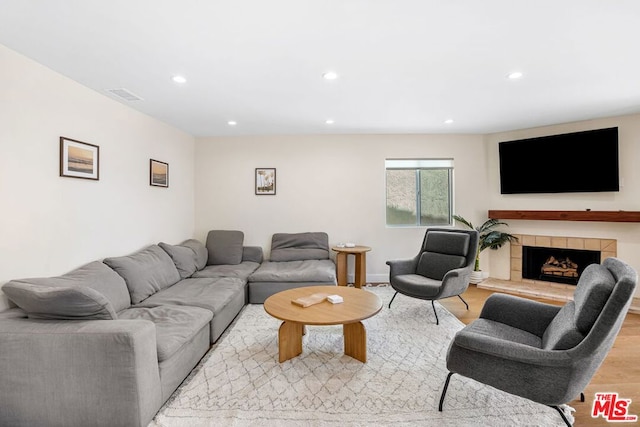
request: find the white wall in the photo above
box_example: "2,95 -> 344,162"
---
0,44 -> 196,308
195,134 -> 488,282
485,114 -> 640,295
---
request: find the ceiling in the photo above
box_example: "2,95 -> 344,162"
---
2,1 -> 640,137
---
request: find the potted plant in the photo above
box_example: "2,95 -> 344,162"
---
453,214 -> 519,284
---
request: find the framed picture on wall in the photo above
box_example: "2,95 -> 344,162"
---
59,137 -> 100,180
255,168 -> 276,195
150,159 -> 169,187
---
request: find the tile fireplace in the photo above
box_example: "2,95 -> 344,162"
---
478,234 -> 621,305
511,234 -> 616,284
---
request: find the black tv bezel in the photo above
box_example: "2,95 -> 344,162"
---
498,127 -> 620,195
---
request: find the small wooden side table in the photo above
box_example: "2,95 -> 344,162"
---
331,245 -> 371,288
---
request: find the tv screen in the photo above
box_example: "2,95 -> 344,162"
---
499,127 -> 619,194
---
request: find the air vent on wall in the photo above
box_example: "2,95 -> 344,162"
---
106,88 -> 143,102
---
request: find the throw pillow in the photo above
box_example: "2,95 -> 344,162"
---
181,239 -> 208,270
4,261 -> 131,313
103,245 -> 181,304
159,242 -> 199,279
2,281 -> 117,320
206,230 -> 244,265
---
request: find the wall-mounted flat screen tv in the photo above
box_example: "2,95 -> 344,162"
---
499,127 -> 619,194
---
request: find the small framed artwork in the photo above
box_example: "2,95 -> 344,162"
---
255,168 -> 276,195
150,159 -> 169,187
59,137 -> 100,180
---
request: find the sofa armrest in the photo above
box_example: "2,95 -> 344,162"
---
243,246 -> 263,263
386,257 -> 418,277
437,266 -> 472,298
480,293 -> 562,338
0,318 -> 162,427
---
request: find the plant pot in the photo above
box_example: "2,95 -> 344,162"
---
470,270 -> 484,284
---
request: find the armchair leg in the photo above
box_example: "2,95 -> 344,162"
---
388,291 -> 398,309
457,295 -> 469,310
580,392 -> 585,402
438,372 -> 454,411
551,405 -> 573,427
431,300 -> 439,325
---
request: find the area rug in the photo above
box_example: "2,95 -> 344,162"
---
150,285 -> 563,426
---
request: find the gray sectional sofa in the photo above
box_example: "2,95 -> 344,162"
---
0,230 -> 337,427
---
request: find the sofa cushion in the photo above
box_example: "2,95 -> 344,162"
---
181,239 -> 208,270
135,277 -> 245,316
1,261 -> 130,312
103,245 -> 181,304
159,242 -> 199,279
249,259 -> 336,282
135,277 -> 246,343
191,261 -> 261,281
269,232 -> 330,262
206,230 -> 244,265
118,305 -> 212,362
2,281 -> 117,320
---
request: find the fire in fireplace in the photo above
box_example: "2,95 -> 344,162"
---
522,246 -> 601,285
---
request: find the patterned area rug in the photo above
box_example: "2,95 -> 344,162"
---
150,285 -> 562,426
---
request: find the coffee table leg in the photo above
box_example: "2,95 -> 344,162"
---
278,321 -> 303,363
343,321 -> 367,363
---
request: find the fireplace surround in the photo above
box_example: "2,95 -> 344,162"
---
510,234 -> 616,283
479,234 -> 617,303
478,232 -> 638,314
522,245 -> 601,285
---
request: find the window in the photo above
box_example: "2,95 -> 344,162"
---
385,158 -> 453,227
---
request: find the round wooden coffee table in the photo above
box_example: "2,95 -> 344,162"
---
264,285 -> 382,363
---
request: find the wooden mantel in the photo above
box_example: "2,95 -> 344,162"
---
488,210 -> 640,223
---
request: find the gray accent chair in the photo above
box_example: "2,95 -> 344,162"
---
386,227 -> 479,324
439,257 -> 638,426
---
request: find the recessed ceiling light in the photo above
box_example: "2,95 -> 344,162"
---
444,119 -> 454,124
227,120 -> 237,126
507,71 -> 523,80
172,75 -> 187,84
322,71 -> 338,80
325,119 -> 335,124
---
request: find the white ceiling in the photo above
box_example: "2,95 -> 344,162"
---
2,1 -> 640,137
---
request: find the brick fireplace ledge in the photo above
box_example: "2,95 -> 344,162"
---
477,278 -> 640,314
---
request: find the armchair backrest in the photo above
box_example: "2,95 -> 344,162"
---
415,228 -> 478,280
543,257 -> 637,351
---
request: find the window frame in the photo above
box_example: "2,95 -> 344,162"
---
385,158 -> 454,228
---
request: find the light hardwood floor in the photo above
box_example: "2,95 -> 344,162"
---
438,285 -> 640,426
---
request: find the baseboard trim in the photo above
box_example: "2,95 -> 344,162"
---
361,274 -> 388,284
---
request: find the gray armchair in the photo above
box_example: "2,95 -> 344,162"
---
438,257 -> 638,426
386,228 -> 479,324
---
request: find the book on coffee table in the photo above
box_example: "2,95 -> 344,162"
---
291,293 -> 329,308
